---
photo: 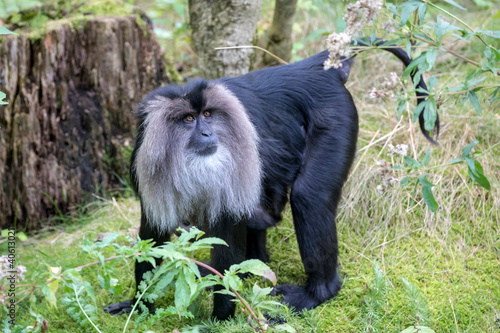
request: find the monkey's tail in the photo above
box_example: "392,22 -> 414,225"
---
349,38 -> 440,145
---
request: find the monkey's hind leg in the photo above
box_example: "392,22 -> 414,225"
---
275,103 -> 357,312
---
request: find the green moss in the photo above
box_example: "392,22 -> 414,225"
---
1,0 -> 136,39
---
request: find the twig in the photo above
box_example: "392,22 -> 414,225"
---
371,228 -> 423,249
112,197 -> 136,226
75,253 -> 137,270
50,232 -> 65,245
13,287 -> 35,305
214,45 -> 287,65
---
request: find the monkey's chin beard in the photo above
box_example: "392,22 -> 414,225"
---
138,145 -> 261,234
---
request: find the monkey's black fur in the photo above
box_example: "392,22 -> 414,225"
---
104,42 -> 439,320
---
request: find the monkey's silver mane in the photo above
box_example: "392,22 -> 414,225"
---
134,83 -> 262,233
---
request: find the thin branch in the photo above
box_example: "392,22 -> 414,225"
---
215,45 -> 288,65
74,253 -> 137,270
412,34 -> 480,67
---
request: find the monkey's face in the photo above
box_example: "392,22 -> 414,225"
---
183,111 -> 219,156
134,82 -> 262,232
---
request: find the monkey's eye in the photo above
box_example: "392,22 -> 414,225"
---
184,115 -> 195,122
203,111 -> 212,118
182,220 -> 190,226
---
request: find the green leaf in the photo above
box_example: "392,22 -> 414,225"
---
432,16 -> 461,42
441,0 -> 466,10
0,25 -> 16,35
41,284 -> 58,308
422,149 -> 431,166
412,100 -> 427,123
397,99 -> 407,119
425,48 -> 437,68
417,2 -> 427,24
404,156 -> 423,169
230,259 -> 277,285
419,175 -> 438,212
428,76 -> 437,89
16,232 -> 28,242
467,91 -> 482,115
386,2 -> 398,18
423,97 -> 437,131
449,158 -> 463,164
153,271 -> 175,294
462,140 -> 479,159
479,30 -> 500,39
174,272 -> 190,310
400,176 -> 410,188
0,91 -> 7,105
399,0 -> 422,25
406,39 -> 412,59
466,158 -> 491,190
185,237 -> 228,251
224,274 -> 243,291
252,283 -> 274,299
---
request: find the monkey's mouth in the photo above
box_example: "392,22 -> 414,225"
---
196,145 -> 218,156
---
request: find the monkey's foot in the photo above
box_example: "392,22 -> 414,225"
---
103,300 -> 133,316
273,285 -> 320,312
274,276 -> 341,312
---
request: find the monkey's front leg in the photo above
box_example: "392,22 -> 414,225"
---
209,215 -> 247,320
104,213 -> 170,315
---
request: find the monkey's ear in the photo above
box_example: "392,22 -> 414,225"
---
337,57 -> 355,84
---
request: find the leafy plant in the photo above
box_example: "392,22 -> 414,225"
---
3,227 -> 286,332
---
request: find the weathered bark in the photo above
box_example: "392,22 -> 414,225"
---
0,15 -> 166,229
188,0 -> 262,79
263,0 -> 297,66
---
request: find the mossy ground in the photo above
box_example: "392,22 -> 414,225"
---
1,1 -> 499,332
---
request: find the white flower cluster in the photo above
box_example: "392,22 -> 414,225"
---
369,72 -> 401,100
1,255 -> 27,304
0,255 -> 27,280
382,20 -> 396,34
324,0 -> 383,70
324,32 -> 352,69
344,0 -> 384,35
376,159 -> 399,192
387,143 -> 409,156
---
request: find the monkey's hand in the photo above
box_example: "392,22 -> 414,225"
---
103,300 -> 133,316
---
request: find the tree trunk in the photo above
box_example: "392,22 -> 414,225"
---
263,0 -> 298,66
0,15 -> 166,229
188,0 -> 262,79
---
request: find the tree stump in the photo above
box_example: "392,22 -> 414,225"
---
0,15 -> 166,229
